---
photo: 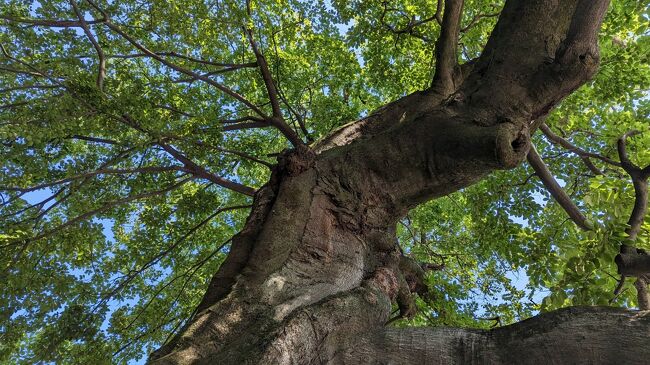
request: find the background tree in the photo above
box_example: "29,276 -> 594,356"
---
1,0 -> 649,364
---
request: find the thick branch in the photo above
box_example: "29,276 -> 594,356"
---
459,0 -> 609,122
615,254 -> 650,277
616,131 -> 649,240
526,144 -> 592,230
627,178 -> 649,241
432,0 -> 463,94
221,121 -> 269,132
613,131 -> 650,307
557,0 -> 610,65
618,131 -> 640,172
635,277 -> 650,310
340,306 -> 650,364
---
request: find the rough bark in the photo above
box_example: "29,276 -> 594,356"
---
339,306 -> 650,364
144,1 -> 650,364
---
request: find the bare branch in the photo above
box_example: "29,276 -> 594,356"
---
432,0 -> 464,94
170,65 -> 259,83
379,3 -> 436,42
0,65 -> 46,78
0,14 -> 106,28
158,133 -> 274,169
615,131 -> 649,241
97,205 -> 248,315
69,135 -> 122,145
1,166 -> 185,193
93,16 -> 267,118
540,123 -> 620,168
221,116 -> 265,124
4,176 -> 193,247
117,234 -> 237,338
435,0 -> 443,25
617,130 -> 642,174
243,18 -> 305,147
70,0 -> 106,91
611,276 -> 626,300
635,277 -> 650,310
214,148 -> 272,168
460,11 -> 500,33
222,121 -> 269,132
100,52 -> 258,69
159,144 -> 256,196
245,28 -> 282,118
527,144 -> 592,230
0,188 -> 64,220
0,84 -> 61,93
627,177 -> 649,243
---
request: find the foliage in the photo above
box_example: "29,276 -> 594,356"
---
1,0 -> 649,363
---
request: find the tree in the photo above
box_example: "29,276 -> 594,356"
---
1,0 -> 650,363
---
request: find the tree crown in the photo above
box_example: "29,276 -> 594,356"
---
1,0 -> 649,363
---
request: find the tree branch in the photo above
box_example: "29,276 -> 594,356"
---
527,144 -> 592,230
96,18 -> 267,118
4,176 -> 193,246
340,307 -> 650,364
616,254 -> 650,277
379,3 -> 436,42
96,205 -> 248,315
616,131 -> 649,241
243,10 -> 305,147
69,134 -> 122,145
612,130 -> 650,308
557,0 -> 610,66
99,52 -> 257,69
617,131 -> 643,175
243,28 -> 282,119
159,144 -> 256,196
540,123 -> 622,169
432,0 -> 464,94
635,276 -> 650,310
460,10 -> 500,33
69,0 -> 106,91
221,121 -> 269,132
0,166 -> 185,193
0,14 -> 106,28
458,0 -> 610,122
0,84 -> 61,93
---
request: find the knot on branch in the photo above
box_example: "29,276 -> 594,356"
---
495,120 -> 530,169
615,251 -> 650,277
277,146 -> 315,176
369,267 -> 399,301
389,256 -> 442,321
553,42 -> 601,83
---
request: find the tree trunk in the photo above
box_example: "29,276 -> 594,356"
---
148,0 -> 650,364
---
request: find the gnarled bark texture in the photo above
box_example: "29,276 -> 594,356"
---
147,1 -> 650,364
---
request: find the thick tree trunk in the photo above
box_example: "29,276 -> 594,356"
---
148,0 -> 650,364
